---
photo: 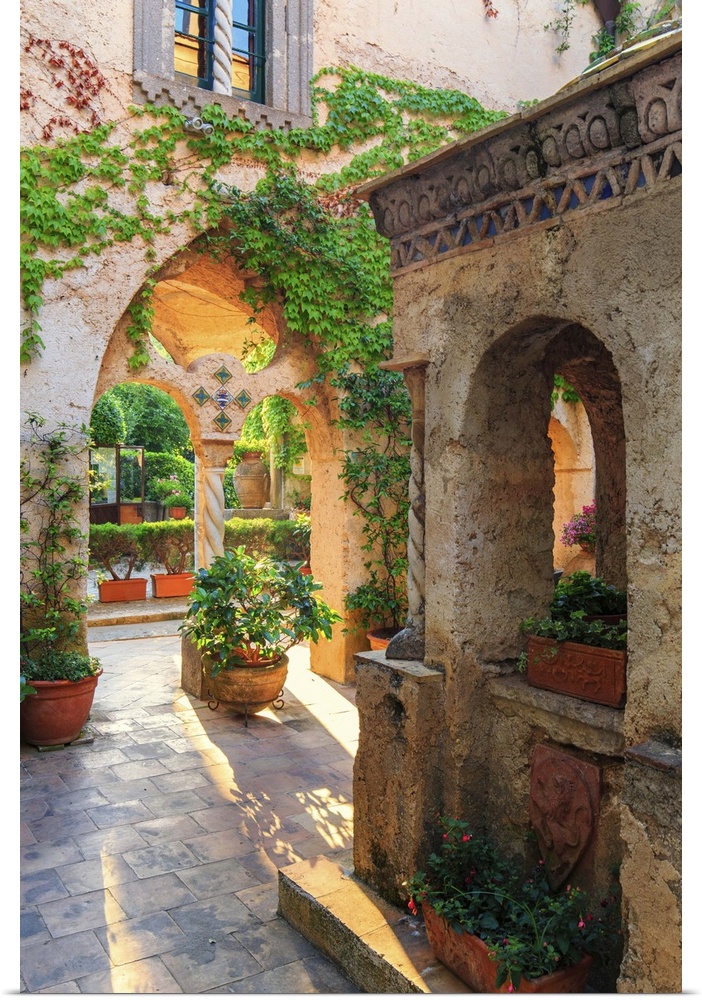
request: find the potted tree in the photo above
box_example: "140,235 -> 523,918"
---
519,572 -> 627,708
405,815 -> 620,993
181,546 -> 341,720
21,413 -> 102,746
139,520 -> 196,597
89,522 -> 148,601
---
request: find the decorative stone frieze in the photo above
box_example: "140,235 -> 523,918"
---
363,40 -> 681,275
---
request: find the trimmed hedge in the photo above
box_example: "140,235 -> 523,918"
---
89,516 -> 303,576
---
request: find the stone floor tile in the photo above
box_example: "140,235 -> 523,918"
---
122,840 -> 201,878
85,799 -> 157,829
89,775 -> 161,804
232,917 -> 320,970
204,954 -> 361,994
238,849 -> 286,885
21,869 -> 70,907
120,739 -> 182,762
182,829 -> 257,864
108,871 -> 197,917
107,758 -> 170,781
140,787 -> 211,818
95,910 -> 188,965
20,838 -> 85,875
74,824 -> 150,860
129,727 -> 183,745
234,880 -> 280,923
38,887 -> 128,937
20,820 -> 37,846
20,929 -> 111,992
56,854 -> 140,894
28,810 -> 100,843
175,858 -> 259,900
187,803 -> 248,834
134,812 -> 210,845
77,955 -> 184,993
160,934 -> 263,993
21,906 -> 50,945
168,891 -> 260,936
161,750 -> 224,772
149,768 -> 211,793
36,981 -> 81,993
47,786 -> 111,814
18,772 -> 71,797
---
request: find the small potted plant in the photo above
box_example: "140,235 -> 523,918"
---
518,572 -> 627,707
139,520 -> 196,598
181,546 -> 341,719
89,522 -> 148,601
405,816 -> 620,993
560,501 -> 597,554
152,475 -> 193,519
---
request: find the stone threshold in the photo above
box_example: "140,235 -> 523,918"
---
278,855 -> 471,993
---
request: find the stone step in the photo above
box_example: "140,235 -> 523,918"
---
278,855 -> 472,994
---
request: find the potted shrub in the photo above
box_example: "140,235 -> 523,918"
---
518,573 -> 627,708
152,474 -> 193,519
89,522 -> 148,601
181,546 -> 341,719
139,520 -> 196,597
405,816 -> 620,993
560,502 -> 597,555
21,413 -> 103,746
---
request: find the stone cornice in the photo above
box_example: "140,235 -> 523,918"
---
358,32 -> 681,276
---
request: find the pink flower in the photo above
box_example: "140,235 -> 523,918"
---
462,834 -> 471,842
442,833 -> 448,840
408,899 -> 418,916
578,919 -> 585,929
507,985 -> 514,994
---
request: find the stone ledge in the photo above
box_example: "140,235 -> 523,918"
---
278,855 -> 471,994
487,673 -> 625,756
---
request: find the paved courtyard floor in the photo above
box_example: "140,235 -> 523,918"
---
20,620 -> 360,993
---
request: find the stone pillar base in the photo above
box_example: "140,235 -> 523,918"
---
181,634 -> 208,701
352,650 -> 444,905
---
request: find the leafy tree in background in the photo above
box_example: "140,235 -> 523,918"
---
108,383 -> 193,458
90,394 -> 126,446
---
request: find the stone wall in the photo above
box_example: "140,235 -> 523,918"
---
355,36 -> 682,992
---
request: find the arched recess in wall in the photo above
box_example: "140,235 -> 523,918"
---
456,317 -> 626,663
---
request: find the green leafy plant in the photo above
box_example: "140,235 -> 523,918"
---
334,368 -> 411,632
291,512 -> 312,567
519,611 -> 627,654
21,413 -> 93,667
549,571 -> 626,620
138,520 -> 195,574
405,816 -> 620,992
181,546 -> 342,670
550,374 -> 580,408
223,516 -> 298,559
22,650 -> 102,683
151,474 -> 193,511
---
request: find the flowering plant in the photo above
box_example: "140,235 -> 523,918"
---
153,475 -> 193,510
560,501 -> 597,548
405,816 -> 619,992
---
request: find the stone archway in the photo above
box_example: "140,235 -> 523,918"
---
92,246 -> 369,683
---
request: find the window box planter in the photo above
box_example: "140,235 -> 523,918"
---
151,572 -> 196,598
526,635 -> 626,708
422,901 -> 592,993
98,578 -> 148,603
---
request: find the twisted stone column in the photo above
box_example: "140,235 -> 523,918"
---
194,443 -> 232,569
212,0 -> 233,95
381,357 -> 429,661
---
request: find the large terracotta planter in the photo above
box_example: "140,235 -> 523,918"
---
234,452 -> 270,508
98,578 -> 148,603
20,671 -> 103,747
151,572 -> 195,598
204,653 -> 288,717
168,507 -> 188,519
422,902 -> 592,993
526,635 -> 626,708
367,627 -> 401,651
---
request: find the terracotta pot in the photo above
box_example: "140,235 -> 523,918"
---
151,572 -> 195,598
367,627 -> 401,651
204,653 -> 288,716
422,902 -> 592,993
20,671 -> 103,747
526,635 -> 626,708
234,452 -> 271,509
98,578 -> 148,603
168,506 -> 188,519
